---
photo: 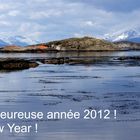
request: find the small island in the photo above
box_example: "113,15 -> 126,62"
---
0,36 -> 140,53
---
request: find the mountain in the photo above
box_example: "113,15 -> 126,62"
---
104,29 -> 140,43
0,35 -> 38,47
0,39 -> 9,47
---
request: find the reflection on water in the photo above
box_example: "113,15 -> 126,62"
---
0,51 -> 139,58
0,51 -> 140,140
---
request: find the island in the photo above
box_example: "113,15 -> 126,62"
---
0,36 -> 140,53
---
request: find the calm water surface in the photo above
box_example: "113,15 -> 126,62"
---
0,51 -> 140,140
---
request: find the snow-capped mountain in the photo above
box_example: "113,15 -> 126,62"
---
0,39 -> 9,47
104,29 -> 140,43
0,35 -> 39,47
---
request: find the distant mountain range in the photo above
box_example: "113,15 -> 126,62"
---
0,36 -> 39,47
104,29 -> 140,43
1,29 -> 140,48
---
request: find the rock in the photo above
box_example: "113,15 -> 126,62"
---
117,56 -> 140,60
42,57 -> 69,64
25,44 -> 51,52
0,59 -> 39,70
42,57 -> 103,65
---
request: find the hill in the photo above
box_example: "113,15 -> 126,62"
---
45,36 -> 118,51
115,41 -> 140,50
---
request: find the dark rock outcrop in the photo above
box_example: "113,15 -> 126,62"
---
0,59 -> 39,70
41,57 -> 106,65
117,56 -> 140,60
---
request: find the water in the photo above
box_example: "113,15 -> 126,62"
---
0,51 -> 140,140
0,51 -> 139,58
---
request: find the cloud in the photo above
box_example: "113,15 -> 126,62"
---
0,21 -> 10,26
8,10 -> 20,16
66,0 -> 140,12
0,4 -> 11,10
30,10 -> 62,20
81,21 -> 97,27
0,0 -> 139,42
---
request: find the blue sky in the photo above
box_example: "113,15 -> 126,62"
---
0,0 -> 140,42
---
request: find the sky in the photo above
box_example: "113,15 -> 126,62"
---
0,0 -> 140,42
